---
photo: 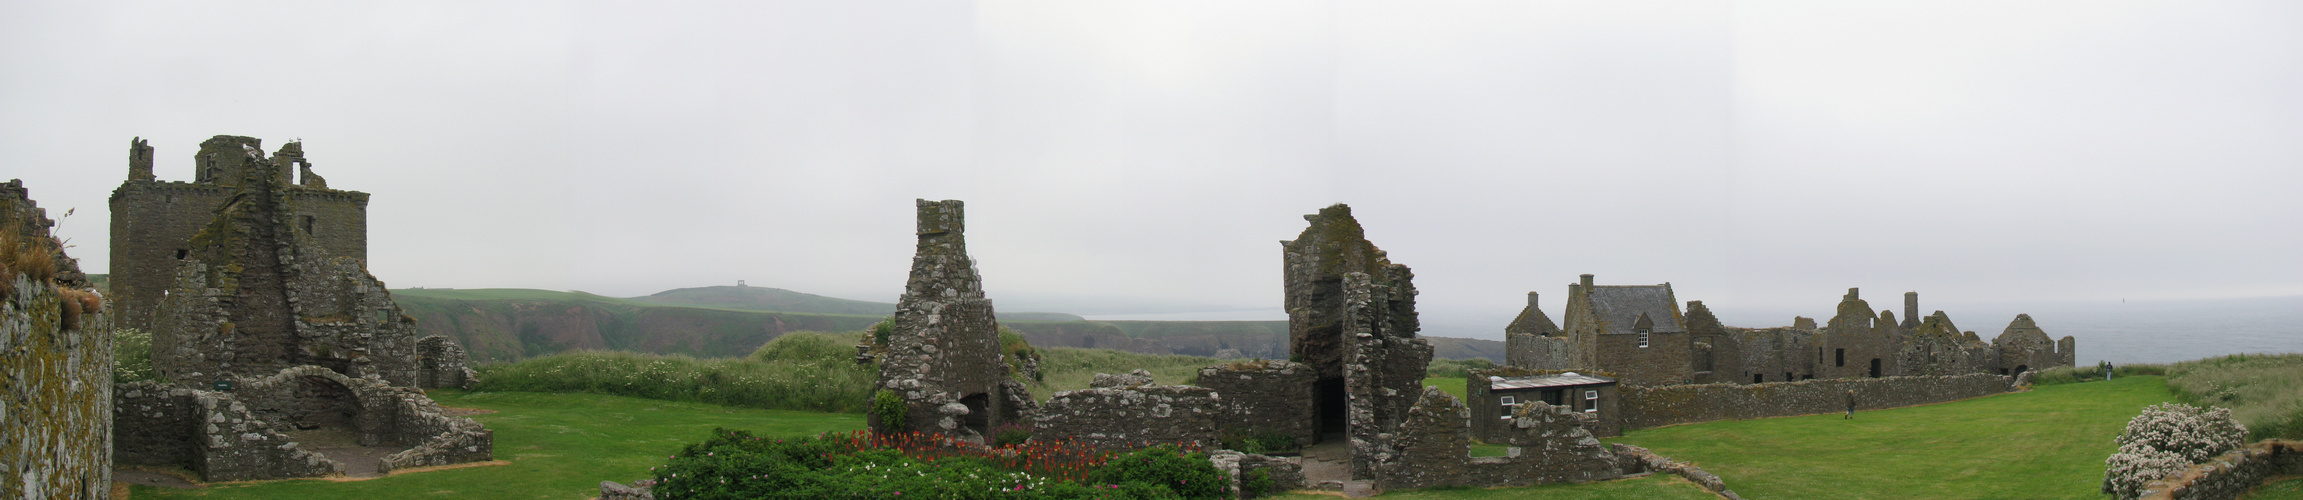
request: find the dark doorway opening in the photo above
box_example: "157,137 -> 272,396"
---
1754,374 -> 1764,384
1869,358 -> 1883,378
1836,349 -> 1846,367
961,393 -> 991,438
2014,365 -> 2029,376
1315,376 -> 1346,441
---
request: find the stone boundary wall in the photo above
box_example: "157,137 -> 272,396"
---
1211,450 -> 1305,499
113,381 -> 201,467
1619,373 -> 2011,430
2140,440 -> 2303,500
2,278 -> 115,498
1033,384 -> 1220,455
1613,444 -> 1744,500
1196,360 -> 1315,447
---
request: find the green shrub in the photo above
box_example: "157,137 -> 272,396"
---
1221,430 -> 1300,455
1034,347 -> 1216,397
1241,468 -> 1277,499
474,333 -> 876,413
1087,445 -> 1228,500
113,327 -> 155,383
993,422 -> 1033,447
870,389 -> 907,430
2167,353 -> 2303,440
748,330 -> 859,365
1426,357 -> 1498,378
652,428 -> 1187,500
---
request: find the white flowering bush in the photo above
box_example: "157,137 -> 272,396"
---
2102,403 -> 2248,499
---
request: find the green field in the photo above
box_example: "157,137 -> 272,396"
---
129,390 -> 865,499
131,376 -> 2185,499
1611,375 -> 2174,499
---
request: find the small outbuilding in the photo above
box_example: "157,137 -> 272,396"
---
1467,370 -> 1621,439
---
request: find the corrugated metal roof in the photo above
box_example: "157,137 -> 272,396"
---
1490,373 -> 1616,390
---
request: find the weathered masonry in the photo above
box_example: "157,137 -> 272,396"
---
871,199 -> 1033,441
0,180 -> 115,498
1280,204 -> 1434,480
107,136 -> 489,481
1507,279 -> 2076,388
112,136 -> 365,335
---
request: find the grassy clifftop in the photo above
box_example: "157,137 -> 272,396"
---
391,287 -> 1507,364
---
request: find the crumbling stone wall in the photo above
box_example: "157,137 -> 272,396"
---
0,180 -> 114,499
417,335 -> 476,390
1995,314 -> 2075,375
1211,450 -> 1304,499
1197,360 -> 1317,447
141,136 -> 442,388
111,136 -> 368,335
873,200 -> 1028,441
1617,373 -> 2011,430
2136,439 -> 2303,500
1725,326 -> 1818,383
1033,384 -> 1219,455
1280,204 -> 1432,480
113,366 -> 493,480
1376,388 -> 1621,491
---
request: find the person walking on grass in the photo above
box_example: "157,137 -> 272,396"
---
1844,389 -> 1856,419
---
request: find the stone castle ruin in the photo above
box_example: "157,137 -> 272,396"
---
107,136 -> 489,481
0,180 -> 116,498
1508,278 -> 2076,387
870,199 -> 1035,441
1279,204 -> 1434,479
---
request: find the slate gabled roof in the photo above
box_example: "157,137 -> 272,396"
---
1587,285 -> 1684,334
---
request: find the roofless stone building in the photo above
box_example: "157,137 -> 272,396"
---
870,199 -> 1034,441
1280,203 -> 1434,480
107,136 -> 488,481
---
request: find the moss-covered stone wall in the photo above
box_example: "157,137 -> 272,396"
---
0,180 -> 114,498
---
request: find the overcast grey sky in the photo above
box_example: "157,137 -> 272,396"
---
5,1 -> 2298,338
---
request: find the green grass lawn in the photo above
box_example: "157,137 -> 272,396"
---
1609,375 -> 2175,500
1262,473 -> 1718,500
130,390 -> 864,499
2249,477 -> 2303,499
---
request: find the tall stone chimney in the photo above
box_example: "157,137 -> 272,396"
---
1903,292 -> 1920,328
1581,274 -> 1595,290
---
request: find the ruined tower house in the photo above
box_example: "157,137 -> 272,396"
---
106,136 -> 490,481
872,199 -> 1032,441
1281,203 -> 1432,480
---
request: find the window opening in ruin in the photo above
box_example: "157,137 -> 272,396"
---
1869,358 -> 1883,378
960,393 -> 991,437
301,215 -> 315,235
1315,377 -> 1346,439
175,248 -> 188,260
1754,373 -> 1764,384
1836,348 -> 1846,367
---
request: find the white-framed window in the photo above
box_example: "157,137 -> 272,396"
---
1584,390 -> 1599,413
1638,332 -> 1650,348
1500,395 -> 1516,406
